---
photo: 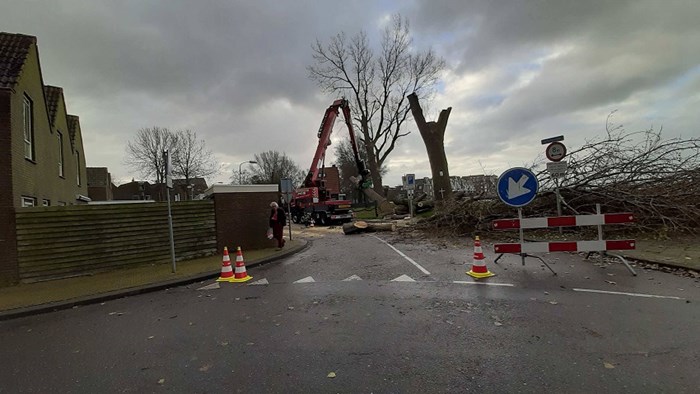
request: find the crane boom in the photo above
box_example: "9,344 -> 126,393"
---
303,98 -> 368,188
290,98 -> 371,226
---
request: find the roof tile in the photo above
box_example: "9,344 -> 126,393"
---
0,32 -> 36,89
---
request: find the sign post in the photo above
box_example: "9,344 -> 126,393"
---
544,138 -> 567,233
497,167 -> 539,265
280,178 -> 294,241
405,174 -> 415,217
163,150 -> 176,273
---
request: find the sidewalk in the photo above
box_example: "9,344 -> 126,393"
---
622,235 -> 700,271
0,238 -> 309,320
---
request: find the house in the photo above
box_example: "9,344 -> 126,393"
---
113,178 -> 209,201
0,32 -> 88,208
87,167 -> 114,201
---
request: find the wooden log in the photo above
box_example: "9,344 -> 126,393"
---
343,221 -> 395,235
417,201 -> 434,209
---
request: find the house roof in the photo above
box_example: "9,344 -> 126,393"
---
0,32 -> 35,89
67,114 -> 80,151
44,85 -> 63,126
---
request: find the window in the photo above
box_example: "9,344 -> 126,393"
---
23,95 -> 34,160
21,196 -> 36,207
76,151 -> 81,185
57,131 -> 64,177
42,199 -> 50,206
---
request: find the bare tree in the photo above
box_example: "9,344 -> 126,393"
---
249,150 -> 305,186
172,129 -> 221,186
125,127 -> 178,184
308,14 -> 445,195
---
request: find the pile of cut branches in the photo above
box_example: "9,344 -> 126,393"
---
415,113 -> 700,237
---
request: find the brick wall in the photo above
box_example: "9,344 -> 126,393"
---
0,90 -> 19,285
209,185 -> 279,252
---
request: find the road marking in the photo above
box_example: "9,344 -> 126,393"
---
392,274 -> 416,282
249,278 -> 269,285
573,288 -> 684,300
452,281 -> 515,287
197,282 -> 220,290
371,235 -> 431,275
293,276 -> 316,283
342,275 -> 363,281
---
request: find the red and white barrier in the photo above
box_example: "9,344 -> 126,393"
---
492,209 -> 637,275
492,213 -> 634,230
494,239 -> 636,254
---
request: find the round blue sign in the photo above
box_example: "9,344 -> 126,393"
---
497,167 -> 539,207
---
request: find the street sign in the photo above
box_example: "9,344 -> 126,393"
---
405,173 -> 415,190
280,178 -> 293,202
163,150 -> 173,189
545,142 -> 567,162
546,161 -> 568,177
497,167 -> 539,207
541,135 -> 564,145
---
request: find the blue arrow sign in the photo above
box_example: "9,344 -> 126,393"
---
497,167 -> 539,207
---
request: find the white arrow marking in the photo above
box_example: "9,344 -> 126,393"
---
293,276 -> 315,283
197,282 -> 220,291
507,175 -> 531,199
249,278 -> 269,285
391,274 -> 416,282
342,275 -> 363,281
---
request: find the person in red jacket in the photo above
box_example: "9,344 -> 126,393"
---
269,202 -> 286,249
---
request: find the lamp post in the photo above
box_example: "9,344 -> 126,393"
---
239,160 -> 257,184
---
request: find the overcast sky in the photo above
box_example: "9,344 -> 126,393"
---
3,0 -> 699,187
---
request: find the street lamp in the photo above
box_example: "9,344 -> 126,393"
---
239,160 -> 257,184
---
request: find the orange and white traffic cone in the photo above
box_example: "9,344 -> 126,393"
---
467,236 -> 495,279
309,218 -> 315,227
230,246 -> 252,283
216,247 -> 235,282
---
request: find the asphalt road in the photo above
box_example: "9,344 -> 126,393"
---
1,226 -> 699,393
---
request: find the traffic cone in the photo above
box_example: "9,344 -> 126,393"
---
230,246 -> 252,283
467,236 -> 495,279
309,218 -> 315,227
216,247 -> 235,282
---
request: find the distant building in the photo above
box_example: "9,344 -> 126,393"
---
0,32 -> 88,207
450,175 -> 497,197
113,178 -> 209,201
87,167 -> 114,201
319,166 -> 341,196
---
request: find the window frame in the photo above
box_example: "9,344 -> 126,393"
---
57,131 -> 64,177
23,95 -> 35,161
21,196 -> 36,207
76,151 -> 81,185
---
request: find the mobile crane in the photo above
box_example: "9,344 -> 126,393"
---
289,98 -> 371,225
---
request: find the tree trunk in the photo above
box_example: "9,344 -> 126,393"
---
361,117 -> 385,196
343,221 -> 395,235
407,93 -> 452,201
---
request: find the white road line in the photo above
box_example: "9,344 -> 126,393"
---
249,278 -> 269,285
452,281 -> 515,287
371,235 -> 431,275
392,274 -> 416,282
573,288 -> 684,300
196,282 -> 220,290
293,276 -> 315,284
342,275 -> 363,281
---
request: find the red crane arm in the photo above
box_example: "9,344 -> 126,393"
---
303,99 -> 367,188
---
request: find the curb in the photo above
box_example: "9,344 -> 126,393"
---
0,239 -> 311,321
